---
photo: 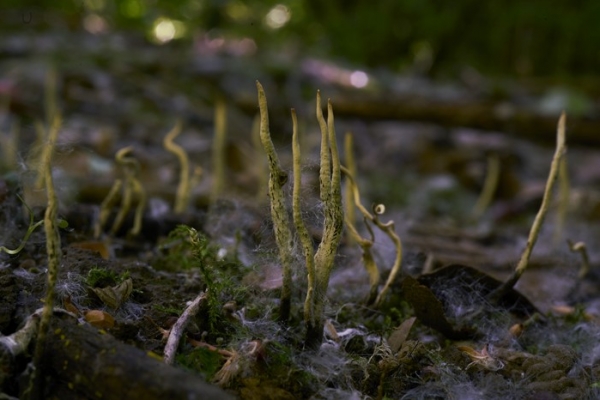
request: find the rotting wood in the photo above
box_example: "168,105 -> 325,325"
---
235,92 -> 600,146
35,316 -> 234,400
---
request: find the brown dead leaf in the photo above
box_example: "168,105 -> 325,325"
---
324,319 -> 339,341
509,323 -> 523,338
70,240 -> 112,259
457,344 -> 504,371
91,278 -> 133,309
388,317 -> 416,353
85,309 -> 115,329
63,296 -> 82,317
187,338 -> 233,357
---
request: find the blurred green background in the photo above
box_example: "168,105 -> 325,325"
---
3,0 -> 599,82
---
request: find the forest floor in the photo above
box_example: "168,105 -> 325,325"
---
1,29 -> 600,400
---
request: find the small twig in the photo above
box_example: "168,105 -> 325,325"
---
164,292 -> 207,365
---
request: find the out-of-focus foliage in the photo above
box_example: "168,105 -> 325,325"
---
3,0 -> 599,78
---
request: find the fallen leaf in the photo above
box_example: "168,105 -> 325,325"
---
70,241 -> 112,259
85,310 -> 115,329
63,296 -> 82,316
388,317 -> 416,353
457,343 -> 504,371
324,319 -> 339,341
91,278 -> 133,309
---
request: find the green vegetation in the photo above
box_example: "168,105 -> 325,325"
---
86,267 -> 130,288
176,346 -> 223,379
152,304 -> 184,316
163,225 -> 243,332
2,1 -> 598,80
0,196 -> 66,255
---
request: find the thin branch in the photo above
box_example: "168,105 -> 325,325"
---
164,292 -> 207,365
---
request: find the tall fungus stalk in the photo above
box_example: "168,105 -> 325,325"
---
256,82 -> 343,347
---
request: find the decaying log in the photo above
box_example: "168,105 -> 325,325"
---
329,95 -> 600,147
234,90 -> 600,147
37,315 -> 233,400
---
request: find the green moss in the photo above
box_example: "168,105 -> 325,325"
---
86,267 -> 130,288
259,341 -> 319,397
152,304 -> 183,316
157,225 -> 219,271
176,347 -> 223,379
160,225 -> 250,335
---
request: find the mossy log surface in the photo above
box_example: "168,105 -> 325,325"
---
39,316 -> 233,400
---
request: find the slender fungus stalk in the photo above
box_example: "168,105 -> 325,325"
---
471,153 -> 500,220
94,179 -> 123,239
35,115 -> 61,190
163,119 -> 191,214
568,240 -> 590,279
95,149 -> 149,238
0,119 -> 19,170
27,115 -> 62,399
345,214 -> 379,305
291,109 -> 316,325
554,156 -> 570,244
129,177 -> 146,237
44,68 -> 58,130
316,92 -> 331,205
255,83 -> 344,345
342,166 -> 403,307
344,132 -> 357,243
111,147 -> 135,235
256,81 -> 294,322
306,97 -> 344,348
490,112 -> 567,301
0,198 -> 46,255
211,96 -> 227,203
251,114 -> 268,201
